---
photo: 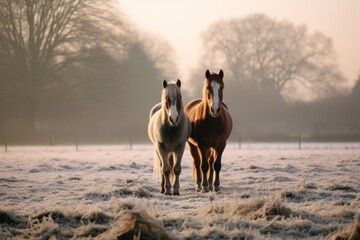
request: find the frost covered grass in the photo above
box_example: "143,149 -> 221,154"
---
0,144 -> 359,239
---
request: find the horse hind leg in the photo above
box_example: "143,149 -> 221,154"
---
161,174 -> 165,194
173,143 -> 186,196
214,142 -> 226,192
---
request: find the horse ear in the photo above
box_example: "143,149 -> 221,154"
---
163,80 -> 167,88
205,69 -> 211,79
176,79 -> 181,88
219,69 -> 224,79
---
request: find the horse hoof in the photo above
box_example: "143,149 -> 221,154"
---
160,189 -> 165,194
173,192 -> 180,196
202,187 -> 209,193
214,187 -> 220,192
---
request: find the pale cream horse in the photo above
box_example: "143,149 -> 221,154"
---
148,80 -> 191,195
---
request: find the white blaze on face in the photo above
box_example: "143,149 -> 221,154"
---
210,81 -> 220,113
169,100 -> 178,125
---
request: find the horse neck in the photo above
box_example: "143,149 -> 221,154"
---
160,103 -> 169,125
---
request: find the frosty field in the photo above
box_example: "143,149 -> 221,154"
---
0,143 -> 360,239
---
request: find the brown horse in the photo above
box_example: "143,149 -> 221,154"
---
185,69 -> 232,192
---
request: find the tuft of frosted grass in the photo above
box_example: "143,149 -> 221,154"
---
328,214 -> 360,240
98,199 -> 171,240
0,195 -> 359,239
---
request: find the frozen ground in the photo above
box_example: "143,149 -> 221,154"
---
0,143 -> 359,239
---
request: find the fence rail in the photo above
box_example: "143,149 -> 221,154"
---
2,141 -> 360,153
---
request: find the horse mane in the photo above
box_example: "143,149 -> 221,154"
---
222,102 -> 229,110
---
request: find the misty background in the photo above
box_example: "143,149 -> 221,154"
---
0,0 -> 359,144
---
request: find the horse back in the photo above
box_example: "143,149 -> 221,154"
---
185,98 -> 202,113
221,104 -> 233,136
186,99 -> 228,111
149,103 -> 162,119
222,102 -> 229,110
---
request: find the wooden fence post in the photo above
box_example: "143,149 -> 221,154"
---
238,134 -> 241,150
49,135 -> 54,146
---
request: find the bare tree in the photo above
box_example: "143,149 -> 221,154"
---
201,14 -> 347,101
0,0 -> 130,136
352,72 -> 360,97
140,33 -> 178,79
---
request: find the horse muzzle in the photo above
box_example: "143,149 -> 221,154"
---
210,106 -> 221,117
168,116 -> 179,126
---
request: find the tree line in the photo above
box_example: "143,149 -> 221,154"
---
0,2 -> 359,143
189,14 -> 360,141
0,0 -> 177,143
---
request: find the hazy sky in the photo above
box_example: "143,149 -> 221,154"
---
120,0 -> 360,85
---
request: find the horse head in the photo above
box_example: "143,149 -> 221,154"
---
204,69 -> 224,117
162,79 -> 183,126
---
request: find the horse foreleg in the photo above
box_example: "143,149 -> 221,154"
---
214,142 -> 226,192
199,146 -> 210,192
208,151 -> 215,191
162,164 -> 172,195
188,142 -> 201,191
157,144 -> 171,195
213,157 -> 222,192
173,143 -> 185,196
154,150 -> 165,193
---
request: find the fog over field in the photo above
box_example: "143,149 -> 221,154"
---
1,1 -> 360,239
1,1 -> 360,143
1,144 -> 359,239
